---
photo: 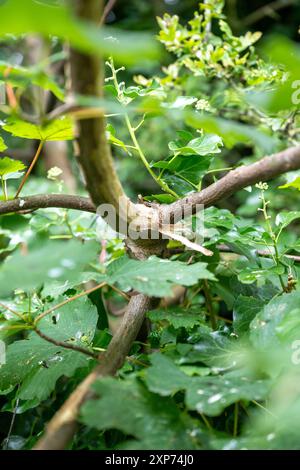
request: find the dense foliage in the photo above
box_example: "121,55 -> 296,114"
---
0,0 -> 300,451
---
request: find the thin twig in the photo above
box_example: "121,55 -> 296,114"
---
2,397 -> 19,450
243,0 -> 295,27
35,281 -> 106,324
34,327 -> 98,359
100,0 -> 117,25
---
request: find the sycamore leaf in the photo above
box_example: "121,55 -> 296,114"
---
0,156 -> 26,180
0,297 -> 97,401
80,377 -> 197,450
0,239 -> 99,297
144,354 -> 271,416
148,306 -> 205,329
2,116 -> 74,141
0,60 -> 65,101
0,136 -> 7,151
106,255 -> 216,297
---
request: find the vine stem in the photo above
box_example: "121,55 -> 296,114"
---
258,188 -> 286,291
107,57 -> 178,198
15,140 -> 44,198
124,113 -> 178,198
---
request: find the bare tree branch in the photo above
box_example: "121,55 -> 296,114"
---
243,0 -> 295,27
1,146 -> 300,227
0,194 -> 95,215
162,146 -> 300,224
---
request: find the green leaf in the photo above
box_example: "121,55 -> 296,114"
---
250,291 -> 300,349
80,377 -> 197,450
3,116 -> 74,141
169,133 -> 223,157
106,123 -> 129,153
0,239 -> 99,297
186,111 -> 278,153
279,177 -> 300,191
238,265 -> 285,284
185,374 -> 270,416
106,255 -> 215,297
233,296 -> 265,335
275,211 -> 300,231
144,354 -> 270,417
0,60 -> 64,101
153,154 -> 211,186
0,156 -> 26,180
0,136 -> 7,152
148,306 -> 205,329
0,297 -> 97,401
0,0 -> 160,65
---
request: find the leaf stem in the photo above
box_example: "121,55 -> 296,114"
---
124,113 -> 178,197
15,140 -> 44,198
35,281 -> 106,324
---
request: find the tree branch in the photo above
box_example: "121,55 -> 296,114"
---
0,194 -> 95,215
33,293 -> 152,450
69,0 -> 133,219
162,146 -> 300,224
243,0 -> 295,27
1,146 -> 300,229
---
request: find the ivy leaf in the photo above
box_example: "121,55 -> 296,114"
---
169,133 -> 223,157
0,297 -> 98,401
80,377 -> 197,450
148,306 -> 205,329
2,116 -> 74,141
0,156 -> 26,180
106,255 -> 215,297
